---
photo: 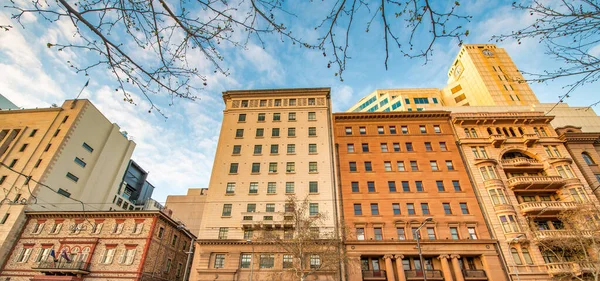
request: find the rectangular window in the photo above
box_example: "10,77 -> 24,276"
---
374,228 -> 383,240
425,142 -> 432,151
308,127 -> 316,136
74,157 -> 86,167
351,182 -> 359,192
241,100 -> 249,107
397,161 -> 405,171
251,163 -> 260,173
247,204 -> 256,212
407,203 -> 415,215
440,142 -> 447,151
389,126 -> 397,134
402,181 -> 410,192
427,227 -> 436,239
345,127 -> 353,135
415,181 -> 423,192
309,203 -> 319,216
229,163 -> 239,174
254,145 -> 263,155
257,113 -> 265,121
309,162 -> 318,173
268,162 -> 277,173
452,180 -> 461,191
367,181 -> 375,192
420,125 -> 427,134
308,98 -> 316,105
308,112 -> 316,120
309,144 -> 317,153
434,125 -> 441,133
256,128 -> 264,137
265,203 -> 275,212
273,113 -> 281,121
443,203 -> 452,214
222,204 -> 232,216
359,127 -> 366,135
240,254 -> 252,268
377,126 -> 385,134
272,128 -> 280,137
381,143 -> 388,152
468,227 -> 478,239
226,182 -> 236,194
260,254 -> 275,268
349,162 -> 357,172
393,203 -> 401,215
0,213 -> 9,225
29,129 -> 38,137
34,159 -> 42,168
82,142 -> 94,152
283,254 -> 293,268
397,227 -> 406,240
371,203 -> 379,215
270,144 -> 279,154
421,203 -> 430,215
347,143 -> 355,152
285,182 -> 294,193
249,182 -> 258,194
430,161 -> 439,171
393,143 -> 400,152
446,161 -> 455,171
406,142 -> 413,151
9,159 -> 18,168
450,227 -> 459,239
401,126 -> 408,134
460,203 -> 469,214
238,114 -> 247,122
288,112 -> 296,121
66,172 -> 79,182
214,254 -> 225,268
235,129 -> 244,138
364,162 -> 372,172
287,144 -> 296,154
309,181 -> 318,193
356,228 -> 365,240
289,99 -> 297,106
286,162 -> 295,173
362,143 -> 369,152
232,145 -> 241,155
354,204 -> 362,215
288,128 -> 296,137
218,228 -> 228,239
19,143 -> 28,152
437,181 -> 445,192
267,182 -> 277,194
384,161 -> 392,171
388,181 -> 397,192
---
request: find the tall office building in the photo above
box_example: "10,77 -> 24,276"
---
333,111 -> 507,281
112,160 -> 156,210
0,99 -> 135,264
451,111 -> 600,280
190,88 -> 338,281
346,89 -> 442,113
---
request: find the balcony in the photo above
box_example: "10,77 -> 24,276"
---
521,133 -> 539,147
240,212 -> 294,229
463,270 -> 488,280
534,230 -> 595,241
32,261 -> 90,275
506,176 -> 566,191
501,158 -> 543,172
483,179 -> 504,188
362,270 -> 386,280
518,201 -> 580,215
545,262 -> 583,277
404,270 -> 444,280
489,134 -> 506,148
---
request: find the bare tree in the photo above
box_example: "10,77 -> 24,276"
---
4,0 -> 470,114
531,205 -> 600,281
255,195 -> 348,281
493,0 -> 600,104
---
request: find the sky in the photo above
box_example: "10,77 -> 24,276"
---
1,0 -> 598,203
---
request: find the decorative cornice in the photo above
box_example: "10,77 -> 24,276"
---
333,111 -> 451,121
223,87 -> 331,101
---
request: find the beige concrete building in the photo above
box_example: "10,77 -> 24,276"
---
0,210 -> 194,281
165,188 -> 208,236
0,99 -> 136,265
190,88 -> 338,281
450,111 -> 600,280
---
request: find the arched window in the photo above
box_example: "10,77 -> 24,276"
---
464,128 -> 471,138
582,153 -> 595,165
470,128 -> 478,138
502,128 -> 510,137
508,128 -> 516,137
511,248 -> 522,265
496,128 -> 502,135
521,248 -> 534,265
518,127 -> 524,136
487,128 -> 493,135
80,247 -> 91,263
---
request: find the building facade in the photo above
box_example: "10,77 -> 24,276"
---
451,111 -> 600,280
0,211 -> 195,281
190,88 -> 338,281
165,188 -> 208,237
333,111 -> 508,281
346,89 -> 442,113
0,99 -> 136,265
556,126 -> 600,200
113,160 -> 156,211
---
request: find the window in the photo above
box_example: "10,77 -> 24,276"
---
443,203 -> 452,214
287,144 -> 296,154
436,181 -> 445,192
367,181 -> 376,192
280,254 -> 293,268
359,127 -> 366,135
214,254 -> 225,268
401,181 -> 410,192
19,143 -> 28,152
374,228 -> 383,240
265,203 -> 275,212
425,142 -> 432,151
82,142 -> 93,152
446,161 -> 455,171
247,204 -> 256,212
393,143 -> 400,152
218,228 -> 228,239
420,125 -> 427,134
101,248 -> 116,264
364,162 -> 372,172
421,203 -> 430,215
66,172 -> 79,182
254,145 -> 263,155
236,129 -> 244,138
286,182 -> 294,193
308,127 -> 316,136
249,182 -> 258,194
309,162 -> 318,173
511,248 -> 522,265
460,203 -> 469,214
452,181 -> 461,191
270,144 -> 278,154
309,144 -> 317,153
401,126 -> 408,134
392,203 -> 401,215
268,163 -> 277,173
349,162 -> 357,172
309,203 -> 319,216
35,247 -> 51,262
430,161 -> 438,171
133,222 -> 144,234
16,248 -> 33,263
427,228 -> 436,239
30,129 -> 38,137
499,215 -> 519,233
347,144 -> 355,152
288,128 -> 296,137
407,203 -> 415,215
112,222 -> 124,234
272,128 -> 280,137
238,114 -> 247,122
351,182 -> 359,192
397,227 -> 406,240
354,204 -> 362,215
34,159 -> 42,168
0,176 -> 6,185
273,113 -> 281,121
378,126 -> 384,134
582,153 -> 595,165
345,127 -> 353,135
434,125 -> 441,133
74,157 -> 86,168
255,128 -> 264,137
232,145 -> 241,155
480,166 -> 498,180
288,112 -> 296,121
440,142 -> 447,151
450,227 -> 459,239
9,159 -> 18,168
388,181 -> 397,192
397,161 -> 405,171
389,126 -> 397,134
32,222 -> 45,234
308,112 -> 316,120
370,203 -> 379,215
264,182 -> 275,194
257,113 -> 265,121
410,161 -> 418,171
356,228 -> 365,240
286,162 -> 295,173
384,161 -> 392,172
308,98 -> 316,105
488,188 -> 507,205
362,143 -> 369,152
415,181 -> 423,192
229,163 -> 239,174
381,143 -> 388,152
251,163 -> 260,173
309,181 -> 318,193
468,227 -> 477,239
522,248 -> 534,265
406,143 -> 413,151
222,204 -> 232,216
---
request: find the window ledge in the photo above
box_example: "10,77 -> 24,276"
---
221,216 -> 232,218
251,172 -> 261,175
229,173 -> 239,175
248,193 -> 258,195
225,193 -> 235,196
268,172 -> 278,175
309,171 -> 318,174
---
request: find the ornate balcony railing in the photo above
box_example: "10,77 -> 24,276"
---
463,269 -> 488,279
501,157 -> 543,171
506,176 -> 565,191
362,270 -> 386,279
33,261 -> 90,273
534,230 -> 595,241
518,201 -> 579,215
521,133 -> 539,147
545,262 -> 580,276
489,134 -> 506,148
404,270 -> 444,279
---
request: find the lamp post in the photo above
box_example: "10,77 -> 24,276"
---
247,239 -> 254,281
508,234 -> 525,281
416,217 -> 433,281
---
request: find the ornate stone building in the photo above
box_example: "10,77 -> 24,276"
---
333,111 -> 508,281
556,126 -> 600,200
0,211 -> 194,281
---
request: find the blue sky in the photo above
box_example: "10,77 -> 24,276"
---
1,0 -> 598,202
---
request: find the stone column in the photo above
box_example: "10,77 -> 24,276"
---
346,255 -> 362,281
450,254 -> 465,281
384,255 -> 397,281
479,255 -> 494,281
438,255 -> 454,281
394,254 -> 406,281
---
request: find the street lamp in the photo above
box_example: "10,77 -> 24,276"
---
247,239 -> 254,281
416,217 -> 433,281
508,234 -> 525,281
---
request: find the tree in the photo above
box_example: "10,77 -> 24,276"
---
493,0 -> 600,104
531,205 -> 600,281
4,0 -> 470,114
255,195 -> 349,281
